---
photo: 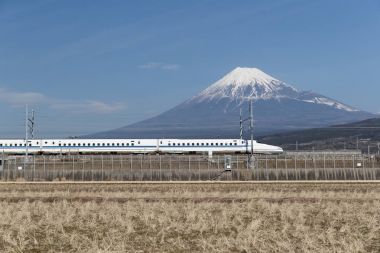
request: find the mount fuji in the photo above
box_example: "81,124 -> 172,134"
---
89,67 -> 374,138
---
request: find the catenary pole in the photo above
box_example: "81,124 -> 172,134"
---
249,99 -> 254,168
239,108 -> 243,139
25,105 -> 28,165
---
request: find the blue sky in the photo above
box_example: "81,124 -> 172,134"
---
0,0 -> 379,137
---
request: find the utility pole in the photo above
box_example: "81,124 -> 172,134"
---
29,109 -> 35,139
25,105 -> 29,168
239,108 -> 243,140
25,105 -> 35,167
249,99 -> 254,168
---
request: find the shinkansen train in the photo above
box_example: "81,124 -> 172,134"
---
0,138 -> 283,155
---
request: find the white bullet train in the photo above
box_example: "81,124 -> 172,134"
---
0,138 -> 283,155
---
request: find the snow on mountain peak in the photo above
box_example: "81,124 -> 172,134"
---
217,67 -> 279,86
195,67 -> 298,101
188,67 -> 361,113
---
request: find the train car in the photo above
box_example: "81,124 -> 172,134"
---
0,138 -> 283,155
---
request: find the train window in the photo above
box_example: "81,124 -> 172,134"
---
10,144 -> 12,147
45,141 -> 48,144
192,143 -> 194,146
121,143 -> 124,146
216,143 -> 218,146
220,143 -> 223,146
63,144 -> 66,146
182,143 -> 185,146
29,144 -> 32,146
138,141 -> 140,144
234,143 -> 237,146
187,143 -> 190,146
0,144 -> 2,147
132,143 -> 134,146
111,143 -> 115,146
78,144 -> 81,146
173,143 -> 176,146
196,143 -> 199,146
211,143 -> 214,146
117,143 -> 119,146
160,141 -> 162,144
97,143 -> 100,146
102,143 -> 105,146
127,143 -> 129,146
230,143 -> 233,146
37,142 -> 39,145
201,143 -> 204,146
206,143 -> 208,146
168,143 -> 171,146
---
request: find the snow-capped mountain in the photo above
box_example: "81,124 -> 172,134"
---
195,67 -> 299,102
89,67 -> 373,138
191,67 -> 358,112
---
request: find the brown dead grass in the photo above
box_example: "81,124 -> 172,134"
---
0,182 -> 379,252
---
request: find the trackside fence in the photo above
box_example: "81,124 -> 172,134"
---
1,153 -> 380,181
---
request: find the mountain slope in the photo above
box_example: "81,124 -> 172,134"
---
258,118 -> 380,151
89,67 -> 373,138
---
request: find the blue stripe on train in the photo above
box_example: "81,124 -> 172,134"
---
0,145 -> 247,149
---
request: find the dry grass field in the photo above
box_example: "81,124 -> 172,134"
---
0,182 -> 379,252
